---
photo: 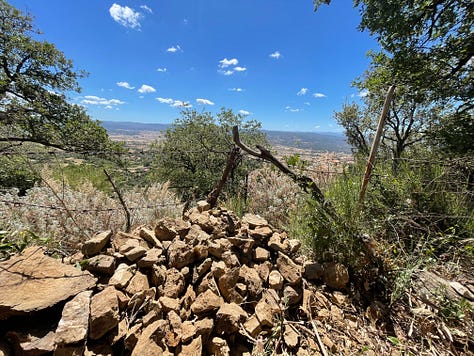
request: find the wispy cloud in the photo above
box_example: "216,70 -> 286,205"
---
297,88 -> 308,96
81,95 -> 125,106
222,70 -> 234,76
218,58 -> 239,68
116,81 -> 135,90
358,89 -> 369,97
140,5 -> 153,13
229,88 -> 244,92
109,4 -> 142,29
269,51 -> 281,59
157,97 -> 192,108
196,98 -> 215,106
239,110 -> 250,116
138,84 -> 156,94
234,66 -> 247,72
313,93 -> 327,98
156,67 -> 167,72
285,106 -> 303,112
167,45 -> 182,53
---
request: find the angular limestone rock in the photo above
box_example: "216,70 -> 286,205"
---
82,230 -> 112,257
191,289 -> 224,315
215,303 -> 247,334
0,247 -> 96,319
89,286 -> 119,340
83,255 -> 115,275
276,252 -> 302,285
55,290 -> 93,345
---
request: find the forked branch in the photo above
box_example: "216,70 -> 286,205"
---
232,126 -> 338,221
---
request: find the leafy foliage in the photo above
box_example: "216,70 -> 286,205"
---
151,108 -> 268,200
0,0 -> 119,153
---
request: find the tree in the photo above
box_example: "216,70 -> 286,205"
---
152,108 -> 268,200
0,0 -> 116,153
315,0 -> 473,154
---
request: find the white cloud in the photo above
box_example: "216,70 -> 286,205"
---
222,70 -> 234,76
219,58 -> 238,68
109,4 -> 142,29
116,81 -> 135,90
156,67 -> 167,72
229,88 -> 244,92
157,97 -> 174,104
157,97 -> 192,108
314,125 -> 321,129
239,110 -> 250,116
313,93 -> 327,98
304,102 -> 311,106
167,45 -> 182,53
138,84 -> 156,94
105,105 -> 113,110
234,66 -> 247,72
269,51 -> 281,59
196,98 -> 215,106
297,88 -> 308,96
81,95 -> 125,106
140,5 -> 152,13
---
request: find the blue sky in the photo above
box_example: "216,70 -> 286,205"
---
10,0 -> 378,132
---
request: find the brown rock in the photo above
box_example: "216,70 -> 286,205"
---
208,336 -> 231,356
167,240 -> 195,269
249,226 -> 273,240
155,218 -> 190,240
54,345 -> 84,356
180,321 -> 197,343
55,290 -> 92,345
109,263 -> 136,290
185,224 -> 211,243
167,310 -> 182,333
194,318 -> 214,338
208,238 -> 233,258
254,247 -> 270,262
197,200 -> 211,212
124,245 -> 148,262
269,270 -> 284,290
163,268 -> 185,298
191,289 -> 224,315
323,262 -> 349,290
150,264 -> 166,287
82,230 -> 112,257
131,320 -> 167,356
276,252 -> 302,285
159,296 -> 181,313
89,286 -> 119,340
284,285 -> 302,305
83,254 -> 115,275
255,300 -> 274,326
179,335 -> 202,356
242,213 -> 268,228
211,261 -> 226,278
12,330 -> 56,356
243,315 -> 262,338
138,226 -> 162,248
221,251 -> 240,268
255,262 -> 271,283
125,271 -> 149,295
112,231 -> 147,252
124,323 -> 142,350
218,267 -> 243,304
284,325 -> 299,349
192,258 -> 212,284
0,247 -> 96,319
215,303 -> 247,334
288,239 -> 301,253
193,244 -> 209,260
84,343 -> 113,356
137,247 -> 163,268
268,232 -> 290,253
239,265 -> 263,298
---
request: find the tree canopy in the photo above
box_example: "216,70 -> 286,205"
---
0,0 -> 115,153
152,108 -> 268,200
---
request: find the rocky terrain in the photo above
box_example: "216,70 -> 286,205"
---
0,202 -> 472,355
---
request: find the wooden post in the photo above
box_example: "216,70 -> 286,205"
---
358,85 -> 396,207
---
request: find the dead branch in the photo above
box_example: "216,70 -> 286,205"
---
207,146 -> 241,208
232,126 -> 338,221
104,169 -> 131,233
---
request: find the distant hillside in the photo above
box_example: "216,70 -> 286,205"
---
101,121 -> 351,153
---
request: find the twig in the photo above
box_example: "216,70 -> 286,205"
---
207,146 -> 240,208
104,169 -> 131,233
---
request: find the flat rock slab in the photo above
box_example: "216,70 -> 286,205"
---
0,247 -> 97,319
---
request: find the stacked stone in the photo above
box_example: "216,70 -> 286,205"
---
0,201 -> 349,355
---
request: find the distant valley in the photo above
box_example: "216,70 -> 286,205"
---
101,121 -> 351,153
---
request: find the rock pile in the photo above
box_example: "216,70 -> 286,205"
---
0,201 -> 349,355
